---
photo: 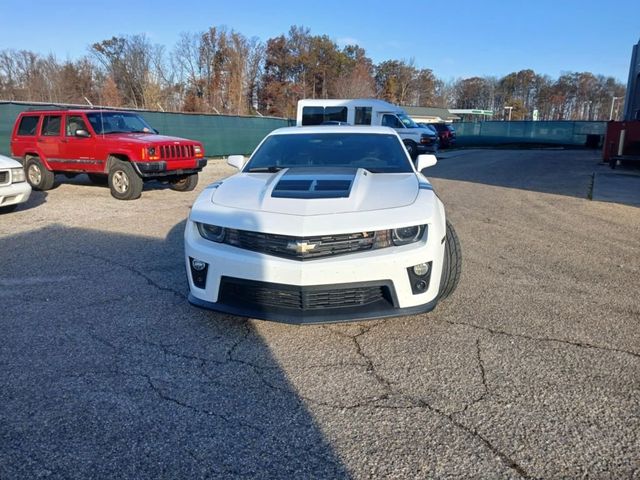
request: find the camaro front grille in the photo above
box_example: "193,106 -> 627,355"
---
219,277 -> 393,311
223,229 -> 376,260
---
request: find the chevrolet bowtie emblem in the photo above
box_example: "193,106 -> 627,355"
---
287,240 -> 317,254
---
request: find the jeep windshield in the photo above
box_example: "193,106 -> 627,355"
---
245,133 -> 413,173
86,112 -> 155,135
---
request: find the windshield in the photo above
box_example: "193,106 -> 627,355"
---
397,113 -> 419,128
244,133 -> 413,173
86,112 -> 155,135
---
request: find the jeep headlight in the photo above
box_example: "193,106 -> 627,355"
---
148,147 -> 156,156
194,145 -> 203,155
11,167 -> 25,183
196,222 -> 225,242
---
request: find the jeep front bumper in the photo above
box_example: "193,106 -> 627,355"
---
133,158 -> 207,178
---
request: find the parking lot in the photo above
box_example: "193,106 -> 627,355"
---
1,148 -> 639,479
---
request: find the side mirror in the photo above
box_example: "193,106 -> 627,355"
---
75,129 -> 90,138
227,155 -> 246,170
415,154 -> 437,171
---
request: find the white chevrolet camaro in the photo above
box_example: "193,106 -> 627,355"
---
185,126 -> 461,323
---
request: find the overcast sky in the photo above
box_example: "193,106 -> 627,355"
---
1,0 -> 637,82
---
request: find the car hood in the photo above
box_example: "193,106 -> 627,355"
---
101,133 -> 197,144
0,154 -> 21,169
211,168 -> 419,215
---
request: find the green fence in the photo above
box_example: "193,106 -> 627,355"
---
0,101 -> 292,157
0,102 -> 609,155
452,120 -> 607,147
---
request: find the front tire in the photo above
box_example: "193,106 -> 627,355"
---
169,173 -> 198,192
25,156 -> 55,191
108,160 -> 143,200
404,141 -> 418,160
438,220 -> 462,301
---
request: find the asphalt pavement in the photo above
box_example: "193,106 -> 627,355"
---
1,149 -> 639,479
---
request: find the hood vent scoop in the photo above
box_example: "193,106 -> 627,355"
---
272,169 -> 356,199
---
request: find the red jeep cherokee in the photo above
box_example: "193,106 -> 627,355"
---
10,109 -> 207,200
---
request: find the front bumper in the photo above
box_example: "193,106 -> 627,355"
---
184,220 -> 446,324
133,158 -> 207,178
0,181 -> 31,208
417,143 -> 438,153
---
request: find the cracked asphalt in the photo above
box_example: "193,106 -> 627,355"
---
1,148 -> 639,479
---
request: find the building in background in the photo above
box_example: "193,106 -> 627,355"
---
448,109 -> 494,122
402,106 -> 460,124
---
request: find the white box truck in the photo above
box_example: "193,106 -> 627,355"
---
296,98 -> 439,157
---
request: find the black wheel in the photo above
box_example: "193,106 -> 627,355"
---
87,173 -> 108,185
404,141 -> 418,160
108,159 -> 143,200
25,156 -> 55,191
170,173 -> 198,192
438,220 -> 462,301
0,204 -> 18,214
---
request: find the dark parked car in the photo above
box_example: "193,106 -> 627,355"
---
427,123 -> 456,148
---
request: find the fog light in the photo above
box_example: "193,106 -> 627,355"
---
192,259 -> 207,271
414,280 -> 427,292
412,263 -> 430,276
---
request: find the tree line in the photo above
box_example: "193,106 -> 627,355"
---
0,25 -> 626,121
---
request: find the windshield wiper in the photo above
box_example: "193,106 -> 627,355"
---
247,166 -> 283,172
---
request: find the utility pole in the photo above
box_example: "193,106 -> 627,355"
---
504,106 -> 513,121
609,96 -> 621,120
582,101 -> 592,120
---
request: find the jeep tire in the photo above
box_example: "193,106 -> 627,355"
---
108,159 -> 143,200
170,173 -> 198,192
438,220 -> 462,301
25,156 -> 55,191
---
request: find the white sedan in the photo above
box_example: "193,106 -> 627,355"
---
0,154 -> 31,213
184,126 -> 461,323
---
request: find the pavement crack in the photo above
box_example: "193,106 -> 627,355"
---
452,338 -> 491,417
445,319 -> 640,360
227,321 -> 252,362
410,396 -> 532,479
143,374 -> 265,434
71,249 -> 187,300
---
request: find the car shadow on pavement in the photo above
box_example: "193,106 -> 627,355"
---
426,149 -> 601,199
11,190 -> 48,212
0,222 -> 350,479
62,173 -> 183,193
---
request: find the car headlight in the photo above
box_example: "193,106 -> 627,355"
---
392,225 -> 425,245
196,222 -> 225,242
374,225 -> 427,248
11,167 -> 25,183
393,225 -> 427,246
148,147 -> 156,156
194,145 -> 202,154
